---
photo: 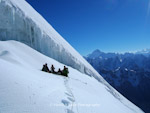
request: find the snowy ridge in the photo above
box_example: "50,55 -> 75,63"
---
0,41 -> 143,113
0,0 -> 101,80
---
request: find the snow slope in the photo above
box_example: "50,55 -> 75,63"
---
0,41 -> 143,113
0,0 -> 101,79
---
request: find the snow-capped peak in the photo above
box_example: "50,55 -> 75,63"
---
135,48 -> 150,56
87,49 -> 104,58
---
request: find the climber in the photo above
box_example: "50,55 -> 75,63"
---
62,66 -> 69,77
57,68 -> 62,75
42,63 -> 50,72
51,64 -> 56,73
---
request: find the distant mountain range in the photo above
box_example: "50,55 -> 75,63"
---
84,49 -> 150,113
86,49 -> 150,59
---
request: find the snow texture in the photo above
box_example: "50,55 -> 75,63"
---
0,40 -> 144,113
0,0 -> 100,79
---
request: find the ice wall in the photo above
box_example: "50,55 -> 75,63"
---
0,0 -> 104,81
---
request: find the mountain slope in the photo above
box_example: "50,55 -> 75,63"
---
0,0 -> 144,112
0,40 -> 143,113
0,0 -> 100,78
0,0 -> 121,108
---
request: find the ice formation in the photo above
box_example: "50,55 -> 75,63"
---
0,0 -> 101,80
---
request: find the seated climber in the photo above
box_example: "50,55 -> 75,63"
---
57,68 -> 62,75
42,64 -> 69,77
62,66 -> 69,77
51,64 -> 56,74
42,63 -> 50,73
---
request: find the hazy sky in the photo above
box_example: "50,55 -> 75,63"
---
26,0 -> 150,55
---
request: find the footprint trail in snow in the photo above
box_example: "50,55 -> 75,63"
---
61,77 -> 79,113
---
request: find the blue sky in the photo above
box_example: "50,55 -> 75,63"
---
26,0 -> 150,55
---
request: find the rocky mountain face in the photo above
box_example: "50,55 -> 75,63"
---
85,49 -> 150,113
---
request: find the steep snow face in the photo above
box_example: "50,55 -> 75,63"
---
0,41 -> 143,113
0,0 -> 100,79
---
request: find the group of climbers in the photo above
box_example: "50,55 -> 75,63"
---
42,63 -> 69,77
